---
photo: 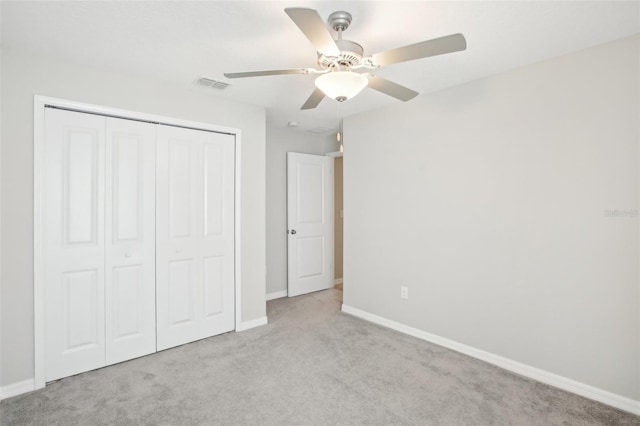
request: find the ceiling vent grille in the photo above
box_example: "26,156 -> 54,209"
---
308,126 -> 334,134
194,77 -> 230,90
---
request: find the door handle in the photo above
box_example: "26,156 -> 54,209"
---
290,229 -> 297,235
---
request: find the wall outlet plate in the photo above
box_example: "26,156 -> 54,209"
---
400,286 -> 408,300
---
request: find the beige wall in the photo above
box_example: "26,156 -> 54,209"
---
344,35 -> 640,400
334,157 -> 344,280
1,49 -> 266,387
265,125 -> 338,297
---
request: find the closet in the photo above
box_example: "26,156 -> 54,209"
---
42,107 -> 235,382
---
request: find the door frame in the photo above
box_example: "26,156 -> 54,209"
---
33,95 -> 243,390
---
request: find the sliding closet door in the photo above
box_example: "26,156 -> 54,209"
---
156,125 -> 235,351
104,118 -> 157,364
44,108 -> 106,381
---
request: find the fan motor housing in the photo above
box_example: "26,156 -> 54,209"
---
328,11 -> 352,32
318,39 -> 364,69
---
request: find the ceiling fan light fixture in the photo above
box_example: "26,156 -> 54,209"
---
314,71 -> 368,102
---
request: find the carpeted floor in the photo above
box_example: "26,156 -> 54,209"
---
1,288 -> 638,425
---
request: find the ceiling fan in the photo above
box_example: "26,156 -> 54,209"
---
224,8 -> 467,110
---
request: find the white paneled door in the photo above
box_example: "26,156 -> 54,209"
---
104,118 -> 157,365
287,153 -> 334,297
44,108 -> 107,381
156,125 -> 235,351
44,109 -> 157,380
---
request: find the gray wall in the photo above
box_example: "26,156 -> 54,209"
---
343,35 -> 640,400
334,157 -> 344,280
0,5 -> 3,391
265,125 -> 338,297
1,49 -> 266,387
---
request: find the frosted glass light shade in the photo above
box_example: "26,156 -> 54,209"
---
315,71 -> 368,102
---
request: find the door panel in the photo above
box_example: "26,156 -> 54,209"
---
111,265 -> 143,339
105,118 -> 156,365
203,256 -> 224,317
112,137 -> 141,241
204,143 -> 224,236
168,260 -> 197,326
156,126 -> 235,351
200,132 -> 235,336
63,269 -> 100,350
297,163 -> 324,224
169,141 -> 192,239
157,127 -> 201,350
297,237 -> 324,278
287,153 -> 334,297
45,108 -> 106,381
65,132 -> 100,244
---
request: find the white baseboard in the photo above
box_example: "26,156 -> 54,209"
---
266,290 -> 288,301
341,304 -> 640,416
0,378 -> 35,400
334,278 -> 343,285
236,316 -> 268,332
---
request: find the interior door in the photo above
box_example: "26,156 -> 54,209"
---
156,125 -> 235,351
44,108 -> 106,381
287,152 -> 334,297
104,118 -> 157,364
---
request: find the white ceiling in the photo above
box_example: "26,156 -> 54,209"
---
2,1 -> 639,132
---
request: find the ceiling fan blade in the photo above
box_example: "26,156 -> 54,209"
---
371,33 -> 466,67
301,88 -> 325,110
224,69 -> 309,79
285,8 -> 341,57
367,75 -> 419,102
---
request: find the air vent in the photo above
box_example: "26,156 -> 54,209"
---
194,77 -> 230,90
308,126 -> 334,134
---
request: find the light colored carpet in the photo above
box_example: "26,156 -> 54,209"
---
1,288 -> 638,425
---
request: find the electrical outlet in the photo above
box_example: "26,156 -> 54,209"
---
400,286 -> 408,300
